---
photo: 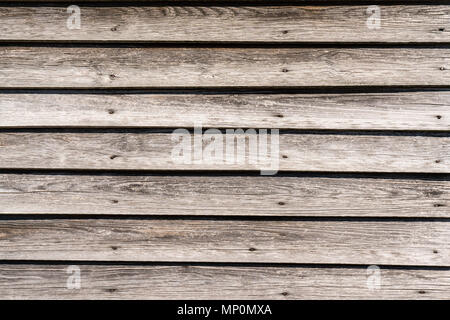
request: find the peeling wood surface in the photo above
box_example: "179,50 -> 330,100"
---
0,174 -> 448,217
1,219 -> 450,266
1,92 -> 449,130
1,6 -> 450,43
1,264 -> 449,300
1,47 -> 449,88
0,132 -> 447,172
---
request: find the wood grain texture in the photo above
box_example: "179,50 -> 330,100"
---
1,47 -> 449,88
1,6 -> 449,43
1,219 -> 449,265
0,174 -> 448,217
0,132 -> 447,172
1,264 -> 449,300
1,92 -> 449,130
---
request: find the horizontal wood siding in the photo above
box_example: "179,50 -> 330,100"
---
1,47 -> 449,88
0,174 -> 447,217
1,92 -> 449,130
0,2 -> 448,300
1,264 -> 449,299
0,132 -> 447,172
1,219 -> 449,266
1,6 -> 449,43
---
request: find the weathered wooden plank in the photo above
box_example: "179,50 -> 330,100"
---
0,174 -> 448,217
0,219 -> 449,266
1,6 -> 449,43
0,132 -> 447,172
1,92 -> 449,130
1,47 -> 449,88
1,264 -> 449,299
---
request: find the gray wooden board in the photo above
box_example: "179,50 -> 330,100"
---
1,92 -> 449,130
1,6 -> 449,43
1,47 -> 449,88
0,264 -> 449,299
0,132 -> 447,172
0,219 -> 449,266
0,174 -> 448,217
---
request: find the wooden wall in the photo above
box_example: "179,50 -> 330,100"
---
0,1 -> 449,299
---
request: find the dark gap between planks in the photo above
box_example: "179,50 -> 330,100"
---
0,128 -> 448,136
0,169 -> 448,179
1,87 -> 450,94
2,42 -> 450,48
0,260 -> 449,270
1,214 -> 450,222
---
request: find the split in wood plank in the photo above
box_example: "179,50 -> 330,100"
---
1,47 -> 449,88
1,92 -> 449,130
0,174 -> 448,217
0,264 -> 449,299
1,6 -> 449,43
0,132 -> 447,172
